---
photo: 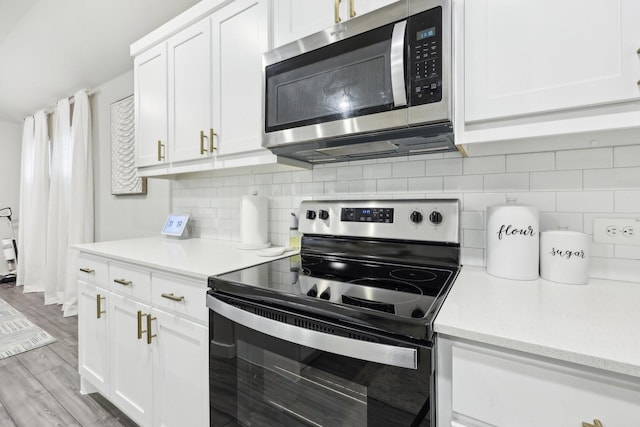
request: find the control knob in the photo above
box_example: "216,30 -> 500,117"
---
306,286 -> 318,298
319,289 -> 331,300
306,210 -> 317,220
411,308 -> 425,319
319,209 -> 329,220
428,211 -> 443,225
410,211 -> 423,224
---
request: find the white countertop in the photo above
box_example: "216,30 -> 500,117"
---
435,266 -> 640,379
74,237 -> 295,280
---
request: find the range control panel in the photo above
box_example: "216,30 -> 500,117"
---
341,207 -> 394,223
299,199 -> 460,244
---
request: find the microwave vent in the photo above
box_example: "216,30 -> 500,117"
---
316,140 -> 398,158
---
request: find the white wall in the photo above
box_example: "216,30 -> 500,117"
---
91,70 -> 171,242
172,139 -> 640,283
0,120 -> 21,240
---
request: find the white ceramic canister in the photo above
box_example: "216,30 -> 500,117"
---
539,231 -> 590,285
486,200 -> 539,280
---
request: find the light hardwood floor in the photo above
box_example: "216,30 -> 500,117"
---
0,282 -> 138,427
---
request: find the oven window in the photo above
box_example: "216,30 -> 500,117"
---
265,23 -> 398,133
210,314 -> 431,426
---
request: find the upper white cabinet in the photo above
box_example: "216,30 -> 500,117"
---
455,0 -> 640,145
134,44 -> 168,167
132,0 -> 307,177
272,0 -> 398,48
167,18 -> 213,164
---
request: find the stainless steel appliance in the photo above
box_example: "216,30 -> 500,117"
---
207,199 -> 460,426
262,0 -> 454,164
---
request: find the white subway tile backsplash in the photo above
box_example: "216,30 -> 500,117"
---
444,175 -> 483,192
408,177 -> 443,192
336,165 -> 363,181
614,145 -> 640,167
506,152 -> 555,172
363,163 -> 392,179
377,178 -> 408,193
615,190 -> 640,212
584,167 -> 640,190
484,173 -> 529,192
174,144 -> 640,282
556,147 -> 613,170
530,170 -> 582,191
463,155 -> 504,175
392,161 -> 425,178
556,191 -> 613,213
425,158 -> 463,176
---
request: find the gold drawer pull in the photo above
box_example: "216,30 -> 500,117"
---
79,268 -> 95,274
147,314 -> 157,344
334,0 -> 341,23
200,130 -> 206,155
582,419 -> 603,427
349,0 -> 356,18
114,278 -> 132,286
161,293 -> 185,302
137,310 -> 147,340
157,140 -> 165,161
209,128 -> 217,152
96,294 -> 106,319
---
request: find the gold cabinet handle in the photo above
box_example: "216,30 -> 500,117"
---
334,0 -> 341,23
79,268 -> 95,274
157,140 -> 165,161
200,130 -> 206,155
582,419 -> 604,427
114,278 -> 132,286
349,0 -> 356,18
137,310 -> 147,340
96,294 -> 106,319
209,128 -> 217,152
146,314 -> 157,344
161,293 -> 185,302
637,47 -> 640,55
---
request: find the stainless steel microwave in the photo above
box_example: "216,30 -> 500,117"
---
263,0 -> 454,164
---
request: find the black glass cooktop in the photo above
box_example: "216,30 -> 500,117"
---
211,252 -> 456,321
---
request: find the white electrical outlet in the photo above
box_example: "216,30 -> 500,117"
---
593,218 -> 640,245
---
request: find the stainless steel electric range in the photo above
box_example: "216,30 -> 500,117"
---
207,199 -> 460,427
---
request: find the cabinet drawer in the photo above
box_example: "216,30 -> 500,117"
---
109,262 -> 151,302
77,255 -> 108,285
451,343 -> 640,427
151,274 -> 207,323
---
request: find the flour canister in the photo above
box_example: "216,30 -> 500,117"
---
540,231 -> 590,285
486,201 -> 539,280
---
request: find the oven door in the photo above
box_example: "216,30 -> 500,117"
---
207,293 -> 432,427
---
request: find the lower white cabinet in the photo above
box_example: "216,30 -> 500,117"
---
437,336 -> 640,427
77,254 -> 209,427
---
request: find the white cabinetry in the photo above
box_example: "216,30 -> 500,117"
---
132,0 -> 307,177
77,254 -> 209,427
271,0 -> 398,48
134,44 -> 168,167
455,0 -> 640,146
437,336 -> 640,427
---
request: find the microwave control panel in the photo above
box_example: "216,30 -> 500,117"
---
408,6 -> 443,106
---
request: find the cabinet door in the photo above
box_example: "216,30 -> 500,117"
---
151,308 -> 209,427
212,0 -> 268,156
78,282 -> 109,396
109,294 -> 153,427
168,18 -> 213,163
464,0 -> 640,123
135,43 -> 168,167
271,0 -> 336,48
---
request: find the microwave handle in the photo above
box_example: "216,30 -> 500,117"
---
390,20 -> 408,107
207,294 -> 418,370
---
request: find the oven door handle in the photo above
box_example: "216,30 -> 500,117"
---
390,19 -> 408,108
207,294 -> 418,370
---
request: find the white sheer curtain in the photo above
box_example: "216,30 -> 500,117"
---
63,90 -> 94,317
17,111 -> 50,293
19,90 -> 93,316
44,99 -> 71,305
